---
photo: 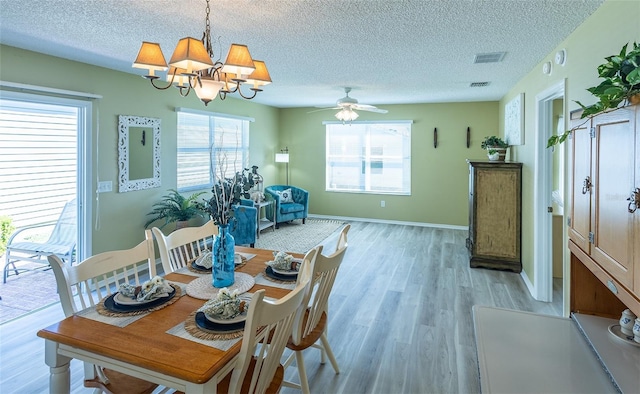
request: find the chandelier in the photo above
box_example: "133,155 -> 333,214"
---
132,0 -> 271,105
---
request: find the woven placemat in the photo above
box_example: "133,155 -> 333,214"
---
186,272 -> 255,300
184,310 -> 244,340
96,285 -> 182,317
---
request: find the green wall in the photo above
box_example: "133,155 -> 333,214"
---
2,0 -> 636,270
0,45 -> 279,254
498,0 -> 640,286
279,102 -> 498,226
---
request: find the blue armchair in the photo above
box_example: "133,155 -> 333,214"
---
230,199 -> 257,247
264,185 -> 309,228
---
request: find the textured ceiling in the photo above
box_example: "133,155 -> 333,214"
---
0,0 -> 604,109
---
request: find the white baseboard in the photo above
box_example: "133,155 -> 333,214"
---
308,214 -> 467,231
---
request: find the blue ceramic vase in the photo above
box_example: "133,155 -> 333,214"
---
212,225 -> 235,287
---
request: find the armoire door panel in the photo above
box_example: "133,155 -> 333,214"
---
569,119 -> 592,253
591,109 -> 635,288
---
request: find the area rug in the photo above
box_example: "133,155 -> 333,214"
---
255,218 -> 345,254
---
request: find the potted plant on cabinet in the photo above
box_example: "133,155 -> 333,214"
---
144,189 -> 207,229
481,135 -> 509,161
547,41 -> 640,148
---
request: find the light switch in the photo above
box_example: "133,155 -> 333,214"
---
97,181 -> 112,193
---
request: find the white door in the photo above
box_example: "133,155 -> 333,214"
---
0,90 -> 92,263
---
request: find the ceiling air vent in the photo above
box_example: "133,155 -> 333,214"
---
474,52 -> 506,64
470,82 -> 490,87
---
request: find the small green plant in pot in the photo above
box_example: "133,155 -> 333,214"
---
481,136 -> 509,161
548,41 -> 640,148
144,189 -> 207,229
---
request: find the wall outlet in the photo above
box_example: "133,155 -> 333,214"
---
380,200 -> 385,208
97,181 -> 112,193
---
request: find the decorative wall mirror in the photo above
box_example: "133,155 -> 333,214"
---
118,115 -> 161,192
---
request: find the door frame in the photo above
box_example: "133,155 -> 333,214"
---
533,79 -> 566,302
0,89 -> 92,261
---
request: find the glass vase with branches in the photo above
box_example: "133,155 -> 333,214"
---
205,130 -> 255,226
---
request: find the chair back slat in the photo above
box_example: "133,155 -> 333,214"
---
301,245 -> 346,340
152,221 -> 217,273
47,198 -> 77,245
291,225 -> 349,345
48,230 -> 156,317
336,224 -> 350,252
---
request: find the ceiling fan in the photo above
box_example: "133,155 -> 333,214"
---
308,87 -> 388,121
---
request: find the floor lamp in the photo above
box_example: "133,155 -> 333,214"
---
275,147 -> 289,185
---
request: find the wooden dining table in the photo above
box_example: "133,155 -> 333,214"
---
37,246 -> 296,394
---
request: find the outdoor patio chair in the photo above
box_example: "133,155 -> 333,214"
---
3,198 -> 76,283
281,227 -> 349,394
47,230 -> 158,393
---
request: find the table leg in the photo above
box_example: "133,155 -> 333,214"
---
185,379 -> 217,394
44,339 -> 72,394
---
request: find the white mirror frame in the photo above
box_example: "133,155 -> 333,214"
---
118,115 -> 161,192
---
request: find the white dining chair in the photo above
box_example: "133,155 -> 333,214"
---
282,228 -> 349,394
152,220 -> 218,274
47,229 -> 158,394
335,223 -> 350,253
217,246 -> 320,394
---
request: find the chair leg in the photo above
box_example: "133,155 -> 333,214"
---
320,333 -> 340,374
302,218 -> 306,224
3,258 -> 19,283
295,350 -> 311,394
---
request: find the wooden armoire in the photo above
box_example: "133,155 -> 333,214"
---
569,104 -> 640,318
466,161 -> 522,273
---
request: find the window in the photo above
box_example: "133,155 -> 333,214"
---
326,121 -> 411,195
177,109 -> 251,191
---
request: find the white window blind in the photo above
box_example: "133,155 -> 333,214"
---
177,110 -> 250,191
0,99 -> 78,227
326,121 -> 411,195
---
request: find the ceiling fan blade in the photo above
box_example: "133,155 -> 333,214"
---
307,107 -> 340,114
353,104 -> 388,114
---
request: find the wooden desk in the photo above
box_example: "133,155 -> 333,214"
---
37,247 -> 292,394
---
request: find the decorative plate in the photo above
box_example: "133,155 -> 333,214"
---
191,261 -> 211,272
195,311 -> 245,332
608,324 -> 640,348
205,312 -> 247,325
265,266 -> 297,282
113,292 -> 169,306
271,267 -> 298,276
104,286 -> 176,313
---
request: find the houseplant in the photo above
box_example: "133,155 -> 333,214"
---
144,189 -> 207,229
0,216 -> 15,256
547,41 -> 640,148
481,135 -> 509,161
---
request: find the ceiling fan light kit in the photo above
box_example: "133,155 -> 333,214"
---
132,0 -> 271,105
335,108 -> 359,122
309,87 -> 388,123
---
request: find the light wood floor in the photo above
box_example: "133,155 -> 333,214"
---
0,221 -> 562,393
